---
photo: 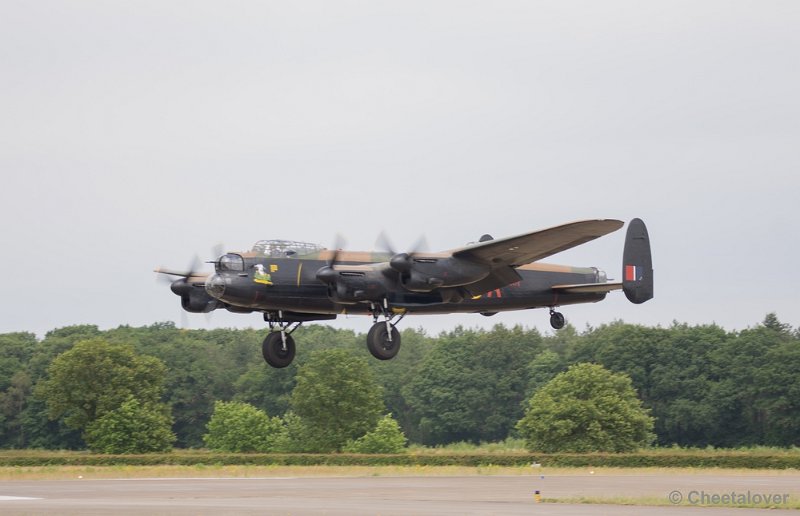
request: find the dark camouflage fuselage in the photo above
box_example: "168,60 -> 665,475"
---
210,249 -> 606,318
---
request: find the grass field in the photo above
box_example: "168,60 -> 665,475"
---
544,494 -> 800,510
4,447 -> 800,469
2,463 -> 800,481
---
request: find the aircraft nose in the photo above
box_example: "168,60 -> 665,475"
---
205,274 -> 226,299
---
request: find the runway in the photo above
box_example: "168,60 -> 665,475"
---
0,474 -> 797,515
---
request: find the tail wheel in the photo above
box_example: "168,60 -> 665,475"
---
262,332 -> 296,368
549,311 -> 566,330
367,322 -> 401,360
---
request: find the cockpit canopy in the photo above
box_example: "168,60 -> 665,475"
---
251,240 -> 325,258
218,253 -> 245,272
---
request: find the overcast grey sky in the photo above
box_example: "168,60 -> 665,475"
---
1,1 -> 798,338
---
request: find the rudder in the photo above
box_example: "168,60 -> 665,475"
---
622,218 -> 653,304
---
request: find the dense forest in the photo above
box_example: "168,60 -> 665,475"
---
0,314 -> 798,450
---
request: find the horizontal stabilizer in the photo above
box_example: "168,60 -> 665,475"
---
552,282 -> 622,294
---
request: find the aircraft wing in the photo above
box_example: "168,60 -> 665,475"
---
460,267 -> 523,296
451,219 -> 624,267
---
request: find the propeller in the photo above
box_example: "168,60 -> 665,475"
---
180,307 -> 189,330
209,243 -> 225,265
155,255 -> 202,281
153,259 -> 197,330
155,245 -> 226,328
315,234 -> 346,284
154,257 -> 206,301
155,246 -> 222,299
375,232 -> 429,273
155,242 -> 225,286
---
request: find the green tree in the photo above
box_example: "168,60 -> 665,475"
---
525,349 -> 564,398
36,339 -> 168,433
648,323 -> 724,446
542,323 -> 582,357
270,411 -> 312,453
203,401 -> 282,452
0,371 -> 32,448
517,363 -> 654,452
106,325 -> 243,447
290,349 -> 384,452
153,338 -> 236,448
13,315 -> 798,451
404,325 -> 540,445
567,322 -> 669,401
759,338 -> 800,445
564,321 -> 722,447
0,333 -> 37,392
84,396 -> 175,453
707,315 -> 798,446
762,312 -> 792,334
233,364 -> 295,418
343,414 -> 407,453
366,328 -> 431,443
27,326 -> 103,380
9,326 -> 102,450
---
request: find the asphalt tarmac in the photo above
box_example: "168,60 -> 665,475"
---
1,474 -> 797,515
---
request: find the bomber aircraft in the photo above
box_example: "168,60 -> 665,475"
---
155,218 -> 653,368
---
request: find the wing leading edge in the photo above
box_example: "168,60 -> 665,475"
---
451,219 -> 624,267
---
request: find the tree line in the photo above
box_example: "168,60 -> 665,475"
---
0,313 -> 797,450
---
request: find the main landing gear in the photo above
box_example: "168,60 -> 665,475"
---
367,299 -> 404,360
549,308 -> 566,330
260,303 -> 405,368
262,311 -> 300,368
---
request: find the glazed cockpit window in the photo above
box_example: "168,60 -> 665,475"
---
251,240 -> 324,257
218,254 -> 245,272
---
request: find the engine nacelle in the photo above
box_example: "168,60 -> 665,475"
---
324,270 -> 392,304
181,289 -> 222,313
399,257 -> 490,293
400,269 -> 445,292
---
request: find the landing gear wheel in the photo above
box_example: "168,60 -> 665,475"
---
262,332 -> 296,368
549,311 -> 566,330
367,322 -> 401,360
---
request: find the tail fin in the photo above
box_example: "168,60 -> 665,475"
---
622,218 -> 653,304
